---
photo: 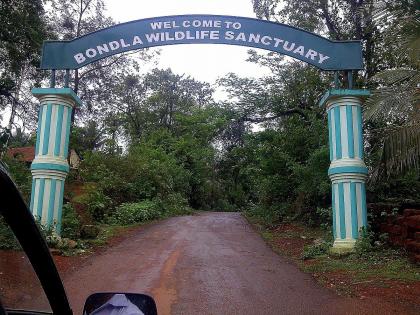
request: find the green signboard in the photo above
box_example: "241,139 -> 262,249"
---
40,15 -> 363,71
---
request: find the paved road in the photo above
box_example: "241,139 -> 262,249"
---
63,212 -> 400,315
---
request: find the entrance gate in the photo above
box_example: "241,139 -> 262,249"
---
30,15 -> 369,253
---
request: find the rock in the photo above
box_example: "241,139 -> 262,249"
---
401,224 -> 409,238
406,215 -> 420,229
46,234 -> 61,248
49,248 -> 62,255
403,209 -> 420,217
312,238 -> 323,246
67,239 -> 78,249
388,225 -> 402,235
405,240 -> 420,253
380,223 -> 389,232
60,238 -> 78,249
81,224 -> 100,239
389,235 -> 404,246
395,215 -> 405,225
380,224 -> 401,235
386,216 -> 395,224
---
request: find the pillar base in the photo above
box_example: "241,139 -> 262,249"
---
330,239 -> 356,255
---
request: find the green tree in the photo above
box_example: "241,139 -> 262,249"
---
69,120 -> 107,153
251,0 -> 398,81
100,68 -> 214,143
0,0 -> 49,135
46,0 -> 156,126
364,1 -> 420,179
216,60 -> 332,222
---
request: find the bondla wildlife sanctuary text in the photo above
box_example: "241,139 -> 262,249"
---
40,15 -> 363,71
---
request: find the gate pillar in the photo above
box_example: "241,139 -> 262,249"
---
29,88 -> 81,233
320,89 -> 370,253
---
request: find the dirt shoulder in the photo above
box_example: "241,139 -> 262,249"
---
0,222 -> 153,311
244,214 -> 420,315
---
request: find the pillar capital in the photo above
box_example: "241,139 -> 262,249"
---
319,89 -> 370,109
32,87 -> 82,108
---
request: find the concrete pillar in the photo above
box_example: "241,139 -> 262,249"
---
320,89 -> 370,253
30,88 -> 81,233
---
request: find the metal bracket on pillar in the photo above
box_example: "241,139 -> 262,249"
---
347,71 -> 353,89
334,72 -> 340,89
64,70 -> 70,88
332,71 -> 354,91
49,70 -> 56,88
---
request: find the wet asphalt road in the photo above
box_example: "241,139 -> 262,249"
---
62,212 -> 399,315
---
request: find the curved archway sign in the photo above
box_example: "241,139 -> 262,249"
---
32,14 -> 369,255
41,14 -> 363,71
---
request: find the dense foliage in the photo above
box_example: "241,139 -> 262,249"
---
0,0 -> 419,250
108,201 -> 162,225
0,0 -> 48,119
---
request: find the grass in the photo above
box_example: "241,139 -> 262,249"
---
57,208 -> 198,256
85,224 -> 134,247
57,222 -> 150,256
244,212 -> 420,293
83,218 -> 164,247
299,253 -> 420,282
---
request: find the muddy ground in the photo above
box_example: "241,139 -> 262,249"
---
1,212 -> 418,314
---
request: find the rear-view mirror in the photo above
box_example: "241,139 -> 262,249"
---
83,292 -> 157,315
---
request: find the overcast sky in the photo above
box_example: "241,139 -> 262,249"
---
2,0 -> 273,128
104,0 -> 271,98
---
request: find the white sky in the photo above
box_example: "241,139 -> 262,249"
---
2,0 -> 273,129
104,0 -> 272,99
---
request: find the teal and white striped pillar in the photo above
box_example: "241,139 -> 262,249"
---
30,88 -> 81,233
320,89 -> 370,253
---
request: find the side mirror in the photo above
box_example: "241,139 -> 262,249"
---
83,292 -> 157,315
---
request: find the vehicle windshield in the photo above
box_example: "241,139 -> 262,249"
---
0,215 -> 51,313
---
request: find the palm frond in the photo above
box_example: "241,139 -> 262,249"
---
365,1 -> 420,66
408,34 -> 420,67
365,70 -> 419,121
365,88 -> 418,122
369,122 -> 420,183
374,69 -> 418,85
364,0 -> 420,181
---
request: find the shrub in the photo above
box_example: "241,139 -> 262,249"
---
212,198 -> 236,212
86,190 -> 112,222
61,203 -> 81,239
109,200 -> 161,225
80,224 -> 100,239
36,222 -> 61,248
156,193 -> 193,216
0,217 -> 20,249
1,157 -> 32,203
316,207 -> 332,230
354,227 -> 375,257
302,239 -> 332,260
245,203 -> 287,227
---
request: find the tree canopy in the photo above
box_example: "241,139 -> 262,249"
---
0,0 -> 418,230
